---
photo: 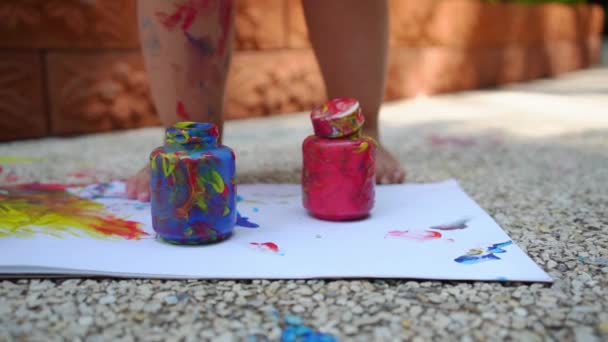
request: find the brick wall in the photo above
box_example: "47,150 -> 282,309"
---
0,0 -> 603,140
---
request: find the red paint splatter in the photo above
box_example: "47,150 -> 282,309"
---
68,169 -> 114,183
250,242 -> 279,252
384,230 -> 442,241
5,171 -> 18,183
428,135 -> 475,147
17,182 -> 70,191
177,101 -> 191,120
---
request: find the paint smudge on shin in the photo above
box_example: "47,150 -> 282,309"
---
156,2 -> 198,31
384,230 -> 442,241
184,31 -> 215,57
177,101 -> 191,120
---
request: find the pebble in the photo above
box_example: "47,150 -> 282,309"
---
165,295 -> 179,305
78,316 -> 93,326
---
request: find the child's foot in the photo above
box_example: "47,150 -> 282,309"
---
364,129 -> 406,184
126,133 -> 405,202
374,142 -> 406,185
126,167 -> 150,201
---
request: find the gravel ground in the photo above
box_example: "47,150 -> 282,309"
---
1,64 -> 608,341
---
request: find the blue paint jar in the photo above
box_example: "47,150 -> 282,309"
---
150,122 -> 236,244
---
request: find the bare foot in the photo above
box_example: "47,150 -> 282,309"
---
126,166 -> 151,202
375,143 -> 406,184
364,130 -> 406,184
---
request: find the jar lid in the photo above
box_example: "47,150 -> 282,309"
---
310,98 -> 364,138
165,121 -> 219,146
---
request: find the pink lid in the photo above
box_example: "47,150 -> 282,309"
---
310,98 -> 364,138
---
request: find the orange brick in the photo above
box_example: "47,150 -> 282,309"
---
225,50 -> 325,118
0,0 -> 139,49
389,0 -> 440,47
0,52 -> 47,141
235,0 -> 286,50
46,51 -> 160,136
589,4 -> 605,37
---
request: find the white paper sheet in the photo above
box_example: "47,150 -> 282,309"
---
0,180 -> 551,282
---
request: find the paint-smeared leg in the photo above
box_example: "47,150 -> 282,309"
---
128,0 -> 234,201
302,0 -> 405,184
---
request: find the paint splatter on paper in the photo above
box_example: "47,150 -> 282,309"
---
430,218 -> 470,231
236,212 -> 259,228
0,184 -> 148,240
455,241 -> 513,264
68,169 -> 115,184
0,156 -> 45,164
385,230 -> 442,241
250,242 -> 282,254
74,181 -> 126,200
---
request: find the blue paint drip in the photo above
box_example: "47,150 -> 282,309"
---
184,31 -> 215,57
253,207 -> 260,213
236,212 -> 259,228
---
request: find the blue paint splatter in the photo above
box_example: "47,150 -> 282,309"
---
247,313 -> 337,342
237,195 -> 244,203
253,207 -> 259,213
133,202 -> 150,210
496,276 -> 509,281
455,253 -> 501,264
455,240 -> 513,265
281,315 -> 338,342
487,241 -> 513,254
579,256 -> 608,266
184,31 -> 215,57
236,212 -> 259,228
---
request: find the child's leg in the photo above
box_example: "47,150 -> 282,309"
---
302,0 -> 405,184
127,0 -> 234,200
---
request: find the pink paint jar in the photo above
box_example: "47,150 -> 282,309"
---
302,98 -> 376,221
